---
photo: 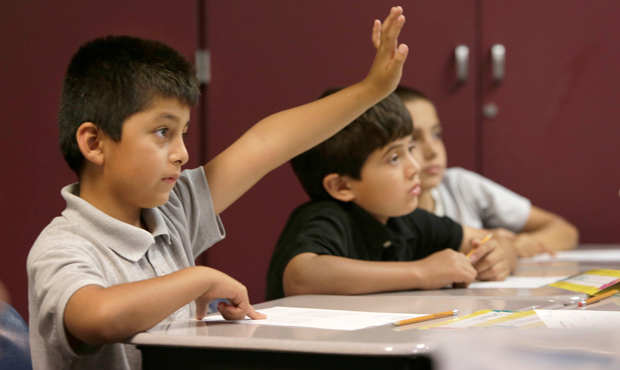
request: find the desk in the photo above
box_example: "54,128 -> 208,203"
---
131,295 -> 554,370
129,246 -> 620,370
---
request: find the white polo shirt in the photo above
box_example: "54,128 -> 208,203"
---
27,167 -> 225,370
432,167 -> 531,232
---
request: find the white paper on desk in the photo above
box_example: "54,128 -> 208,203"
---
202,306 -> 421,331
467,276 -> 568,289
519,249 -> 620,263
535,309 -> 620,329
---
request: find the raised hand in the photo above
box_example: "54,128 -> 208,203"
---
365,6 -> 409,96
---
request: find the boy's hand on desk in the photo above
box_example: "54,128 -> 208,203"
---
512,233 -> 556,257
195,271 -> 266,321
365,6 -> 409,96
414,249 -> 477,290
468,240 -> 510,281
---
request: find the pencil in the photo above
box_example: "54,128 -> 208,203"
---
578,289 -> 619,307
466,233 -> 493,258
392,309 -> 458,327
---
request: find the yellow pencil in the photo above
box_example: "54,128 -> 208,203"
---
466,233 -> 493,258
392,309 -> 458,327
578,289 -> 619,307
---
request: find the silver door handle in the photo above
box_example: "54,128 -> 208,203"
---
455,45 -> 469,82
491,44 -> 506,82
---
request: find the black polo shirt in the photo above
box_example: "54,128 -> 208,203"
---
266,200 -> 463,301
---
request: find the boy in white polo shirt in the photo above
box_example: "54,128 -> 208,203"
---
27,7 -> 409,369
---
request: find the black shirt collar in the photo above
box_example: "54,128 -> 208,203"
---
343,202 -> 416,251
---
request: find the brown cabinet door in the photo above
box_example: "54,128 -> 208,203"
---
480,1 -> 620,242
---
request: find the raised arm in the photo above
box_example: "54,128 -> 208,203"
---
283,251 -> 477,296
204,7 -> 409,215
64,266 -> 264,347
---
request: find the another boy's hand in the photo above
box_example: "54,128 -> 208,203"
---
468,239 -> 511,281
512,233 -> 557,257
365,6 -> 409,97
414,249 -> 477,289
194,271 -> 266,321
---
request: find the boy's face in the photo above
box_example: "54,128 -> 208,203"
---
100,98 -> 190,212
404,99 -> 447,191
346,136 -> 421,224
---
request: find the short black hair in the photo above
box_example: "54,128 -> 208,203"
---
291,89 -> 413,201
394,85 -> 430,104
58,35 -> 200,176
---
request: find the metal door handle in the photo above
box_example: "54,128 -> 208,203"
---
491,44 -> 506,82
455,45 -> 469,83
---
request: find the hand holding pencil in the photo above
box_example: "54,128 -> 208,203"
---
466,233 -> 493,259
466,233 -> 512,281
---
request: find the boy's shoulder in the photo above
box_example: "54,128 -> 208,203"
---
288,199 -> 374,230
443,167 -> 482,183
290,199 -> 347,219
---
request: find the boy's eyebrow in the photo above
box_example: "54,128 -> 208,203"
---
381,141 -> 408,157
155,113 -> 190,127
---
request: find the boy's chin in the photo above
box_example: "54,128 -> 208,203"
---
142,193 -> 171,209
393,205 -> 419,218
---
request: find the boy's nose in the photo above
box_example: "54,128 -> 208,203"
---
171,139 -> 189,166
405,154 -> 421,178
422,141 -> 436,159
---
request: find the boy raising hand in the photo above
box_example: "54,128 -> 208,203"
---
28,7 -> 407,370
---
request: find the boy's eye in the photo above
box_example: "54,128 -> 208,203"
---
182,131 -> 188,138
390,154 -> 399,163
433,130 -> 442,140
408,144 -> 416,152
155,128 -> 168,138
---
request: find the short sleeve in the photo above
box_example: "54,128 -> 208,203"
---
162,167 -> 225,256
440,167 -> 531,232
265,203 -> 351,301
28,240 -> 108,358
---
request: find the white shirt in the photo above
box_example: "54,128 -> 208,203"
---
431,167 -> 531,232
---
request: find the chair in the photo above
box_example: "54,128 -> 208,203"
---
0,302 -> 32,370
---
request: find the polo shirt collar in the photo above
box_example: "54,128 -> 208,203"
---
60,183 -> 171,262
345,203 -> 417,250
344,203 -> 394,250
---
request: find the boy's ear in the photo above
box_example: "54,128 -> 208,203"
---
76,122 -> 105,166
323,174 -> 356,202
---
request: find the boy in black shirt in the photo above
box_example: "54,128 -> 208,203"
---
266,92 -> 516,301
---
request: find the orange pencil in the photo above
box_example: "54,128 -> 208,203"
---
578,289 -> 619,307
466,233 -> 493,258
392,309 -> 458,327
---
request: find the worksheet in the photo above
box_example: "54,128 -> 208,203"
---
535,309 -> 620,329
519,248 -> 620,263
202,306 -> 422,331
467,276 -> 568,289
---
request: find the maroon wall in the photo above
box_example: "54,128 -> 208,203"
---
0,0 -> 199,320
